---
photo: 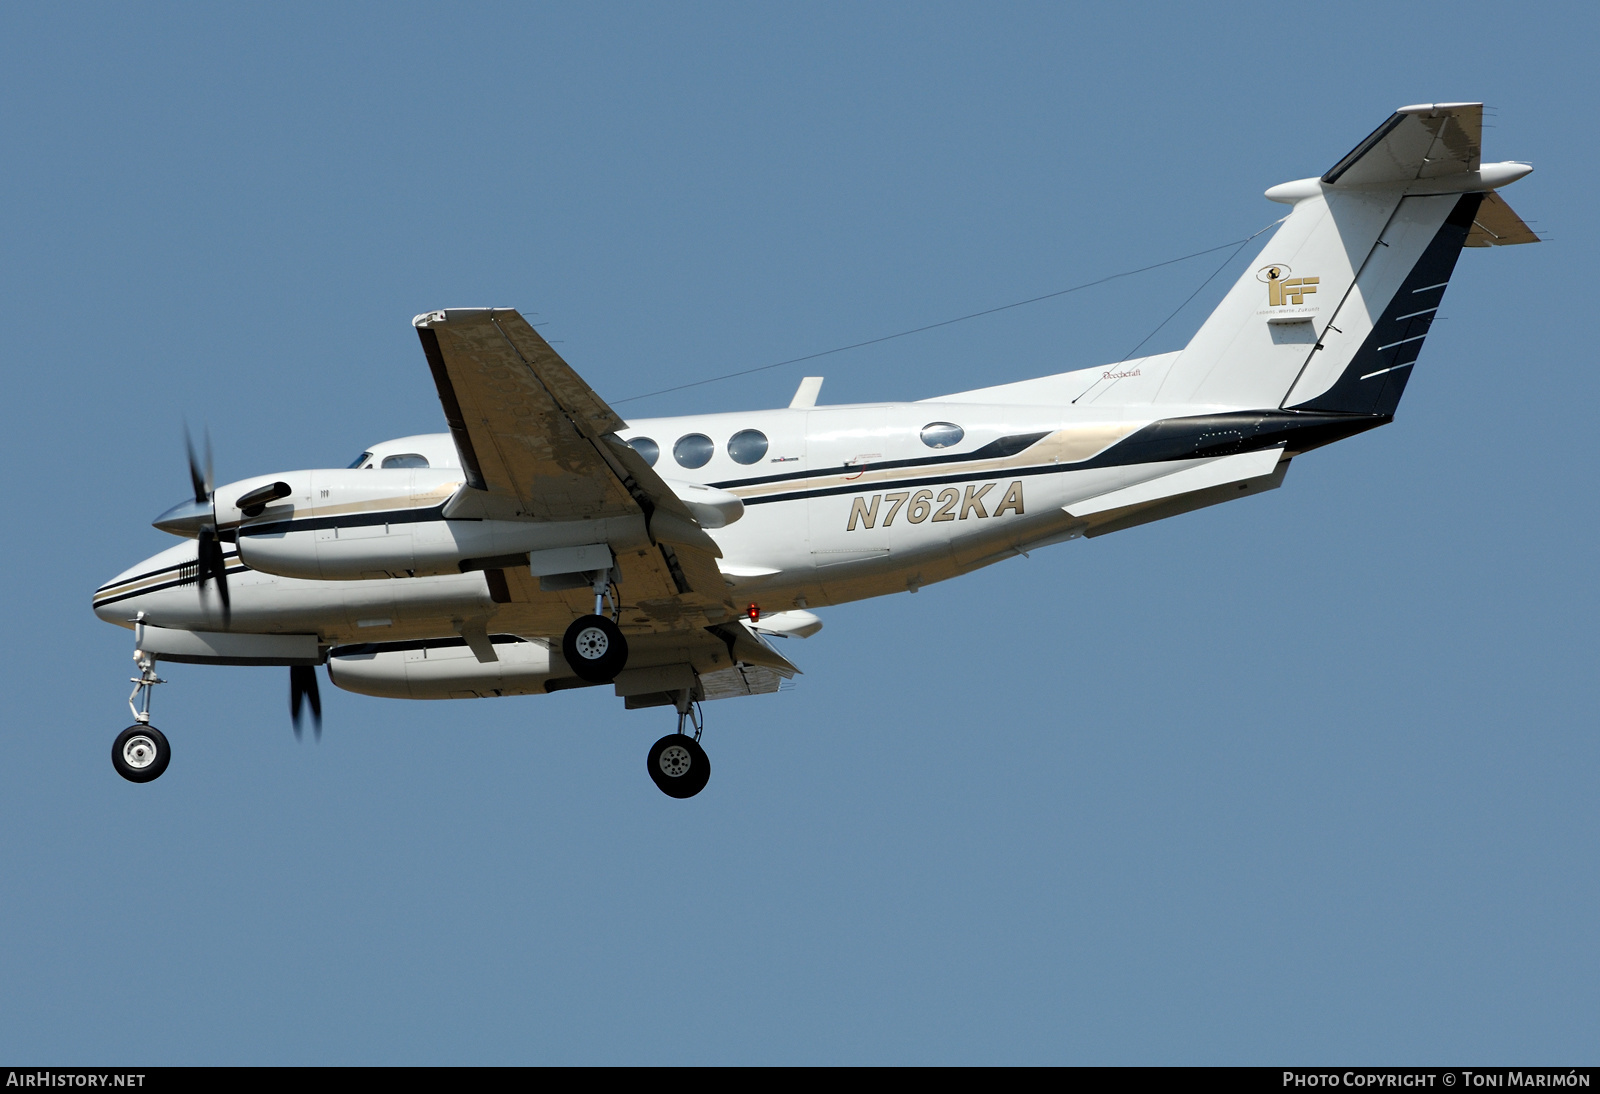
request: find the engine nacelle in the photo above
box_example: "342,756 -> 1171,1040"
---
229,469 -> 652,580
328,636 -> 564,699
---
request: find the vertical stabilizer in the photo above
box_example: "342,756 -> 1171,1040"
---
1150,185 -> 1405,408
1143,104 -> 1531,415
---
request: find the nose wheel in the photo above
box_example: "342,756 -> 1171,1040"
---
113,724 -> 171,783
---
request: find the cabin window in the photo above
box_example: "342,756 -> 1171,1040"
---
381,453 -> 430,469
674,434 -> 715,469
628,437 -> 660,466
920,422 -> 964,449
347,451 -> 373,469
726,429 -> 769,465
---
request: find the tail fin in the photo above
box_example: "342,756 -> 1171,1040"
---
1283,192 -> 1478,415
1148,104 -> 1535,414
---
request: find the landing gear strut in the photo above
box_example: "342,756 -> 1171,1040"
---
647,690 -> 710,799
115,645 -> 171,783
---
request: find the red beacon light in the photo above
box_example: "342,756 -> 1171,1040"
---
746,603 -> 761,623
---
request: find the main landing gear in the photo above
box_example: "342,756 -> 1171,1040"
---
561,567 -> 629,684
557,567 -> 711,798
647,692 -> 710,799
115,648 -> 171,783
562,615 -> 628,683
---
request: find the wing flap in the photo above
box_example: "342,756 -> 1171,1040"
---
708,622 -> 800,678
700,662 -> 786,700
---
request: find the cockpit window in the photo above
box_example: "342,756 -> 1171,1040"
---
381,453 -> 430,469
347,451 -> 373,469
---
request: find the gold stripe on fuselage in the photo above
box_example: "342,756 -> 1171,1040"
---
725,423 -> 1143,501
93,561 -> 245,605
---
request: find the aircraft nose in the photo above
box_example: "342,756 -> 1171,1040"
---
93,540 -> 204,629
93,587 -> 131,626
153,497 -> 212,537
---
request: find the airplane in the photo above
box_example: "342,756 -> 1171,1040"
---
93,103 -> 1537,797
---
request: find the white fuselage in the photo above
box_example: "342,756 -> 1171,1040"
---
94,370 -> 1238,646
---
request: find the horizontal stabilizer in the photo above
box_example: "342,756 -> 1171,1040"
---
1065,447 -> 1284,518
1465,191 -> 1540,246
1324,103 -> 1482,187
1084,458 -> 1290,539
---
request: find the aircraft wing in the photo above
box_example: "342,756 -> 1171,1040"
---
412,308 -> 727,604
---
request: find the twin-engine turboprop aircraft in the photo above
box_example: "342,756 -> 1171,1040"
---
94,103 -> 1537,796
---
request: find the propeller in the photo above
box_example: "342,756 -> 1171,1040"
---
290,665 -> 323,741
184,427 -> 231,627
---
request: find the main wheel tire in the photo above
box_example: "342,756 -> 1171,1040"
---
112,725 -> 171,783
648,733 -> 710,799
561,615 -> 629,683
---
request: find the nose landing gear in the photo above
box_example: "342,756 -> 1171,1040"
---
647,691 -> 710,799
115,646 -> 171,783
113,724 -> 170,783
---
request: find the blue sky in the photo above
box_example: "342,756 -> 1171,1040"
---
2,1 -> 1595,1064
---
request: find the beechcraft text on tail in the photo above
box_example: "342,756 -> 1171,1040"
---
94,103 -> 1537,797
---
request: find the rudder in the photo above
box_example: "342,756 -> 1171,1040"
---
1283,192 -> 1481,415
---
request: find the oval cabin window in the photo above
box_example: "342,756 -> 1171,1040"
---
726,429 -> 769,465
628,437 -> 660,466
920,422 -> 964,449
673,434 -> 715,469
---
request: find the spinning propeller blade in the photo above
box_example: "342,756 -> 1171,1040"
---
184,425 -> 212,505
195,526 -> 231,626
183,427 -> 230,626
290,665 -> 323,741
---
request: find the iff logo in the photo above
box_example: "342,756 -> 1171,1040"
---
1257,264 -> 1319,306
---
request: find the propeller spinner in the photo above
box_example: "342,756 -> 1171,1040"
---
149,429 -> 233,625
